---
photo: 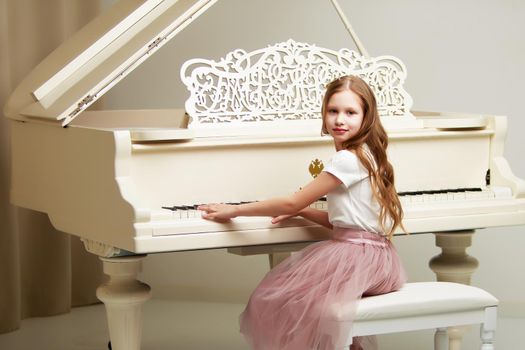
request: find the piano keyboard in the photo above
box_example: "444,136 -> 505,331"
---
142,186 -> 523,237
398,187 -> 512,204
159,198 -> 330,219
158,187 -> 512,219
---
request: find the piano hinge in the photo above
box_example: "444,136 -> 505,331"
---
485,169 -> 491,186
68,94 -> 96,119
147,37 -> 165,53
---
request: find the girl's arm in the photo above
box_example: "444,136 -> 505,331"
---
272,207 -> 332,229
198,172 -> 341,221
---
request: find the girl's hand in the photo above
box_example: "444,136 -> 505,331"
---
271,214 -> 295,224
197,203 -> 238,222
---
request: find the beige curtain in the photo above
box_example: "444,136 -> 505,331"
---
0,0 -> 104,334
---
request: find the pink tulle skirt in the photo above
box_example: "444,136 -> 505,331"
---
239,227 -> 406,350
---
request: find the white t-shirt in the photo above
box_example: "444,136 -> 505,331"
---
323,149 -> 383,234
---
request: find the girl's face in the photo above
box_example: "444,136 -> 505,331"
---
324,89 -> 364,150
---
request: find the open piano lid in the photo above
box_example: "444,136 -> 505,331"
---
4,0 -> 217,127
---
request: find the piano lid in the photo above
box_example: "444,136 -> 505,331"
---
4,0 -> 218,126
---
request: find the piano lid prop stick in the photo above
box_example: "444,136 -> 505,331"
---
328,0 -> 370,58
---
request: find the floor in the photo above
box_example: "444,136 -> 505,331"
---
0,299 -> 523,350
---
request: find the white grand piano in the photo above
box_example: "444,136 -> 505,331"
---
4,0 -> 525,349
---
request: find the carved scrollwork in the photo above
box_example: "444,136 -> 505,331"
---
181,39 -> 413,128
81,238 -> 121,258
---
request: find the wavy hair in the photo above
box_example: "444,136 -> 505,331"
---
321,75 -> 405,238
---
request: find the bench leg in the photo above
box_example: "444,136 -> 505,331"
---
435,327 -> 448,350
480,306 -> 497,350
480,328 -> 495,350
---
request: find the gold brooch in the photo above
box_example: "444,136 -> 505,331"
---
309,159 -> 324,178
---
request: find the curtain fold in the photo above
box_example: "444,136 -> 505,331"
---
0,0 -> 104,334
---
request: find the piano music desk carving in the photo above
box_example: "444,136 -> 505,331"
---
4,1 -> 525,349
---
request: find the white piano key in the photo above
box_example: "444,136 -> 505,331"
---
492,186 -> 512,198
421,194 -> 435,202
403,197 -> 525,219
151,210 -> 174,220
316,202 -> 328,210
438,193 -> 448,201
188,210 -> 200,218
412,195 -> 424,203
453,192 -> 466,200
466,191 -> 486,200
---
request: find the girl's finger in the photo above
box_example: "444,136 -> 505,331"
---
202,212 -> 214,219
271,215 -> 287,224
198,204 -> 217,212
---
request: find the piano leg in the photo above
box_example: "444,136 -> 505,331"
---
97,255 -> 152,350
429,230 -> 479,350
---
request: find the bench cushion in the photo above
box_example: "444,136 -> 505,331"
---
331,282 -> 499,321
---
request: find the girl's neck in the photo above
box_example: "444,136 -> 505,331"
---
335,142 -> 366,153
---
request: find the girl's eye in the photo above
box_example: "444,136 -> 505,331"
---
328,109 -> 338,114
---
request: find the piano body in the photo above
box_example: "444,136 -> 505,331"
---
4,0 -> 525,349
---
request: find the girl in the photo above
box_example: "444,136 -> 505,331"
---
198,75 -> 406,350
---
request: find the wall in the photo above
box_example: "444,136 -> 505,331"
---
102,0 -> 525,315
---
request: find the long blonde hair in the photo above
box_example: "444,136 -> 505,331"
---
321,75 -> 405,238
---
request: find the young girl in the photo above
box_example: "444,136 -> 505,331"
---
198,75 -> 406,350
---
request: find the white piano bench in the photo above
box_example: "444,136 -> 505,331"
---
337,282 -> 499,350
